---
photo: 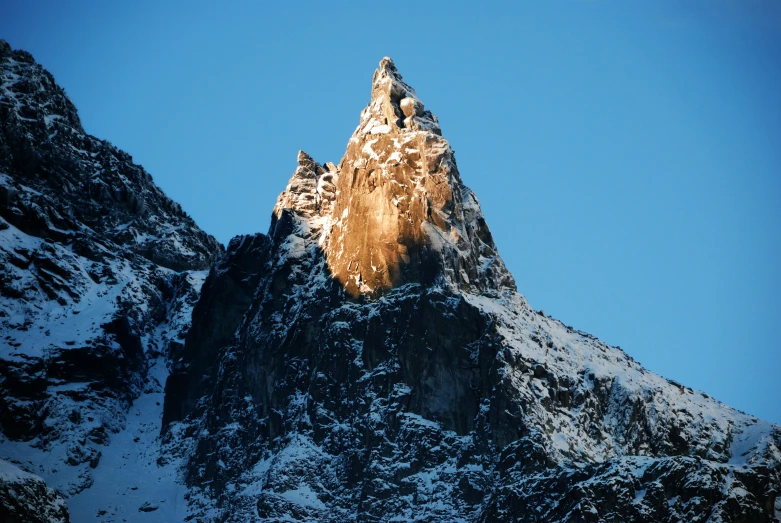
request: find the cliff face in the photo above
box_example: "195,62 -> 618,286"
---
0,39 -> 221,518
163,58 -> 781,522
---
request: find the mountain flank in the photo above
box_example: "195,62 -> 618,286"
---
0,41 -> 779,522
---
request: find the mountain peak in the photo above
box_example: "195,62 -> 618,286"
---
168,56 -> 781,522
372,56 -> 403,94
2,42 -> 777,523
365,57 -> 441,135
296,149 -> 316,167
269,58 -> 514,297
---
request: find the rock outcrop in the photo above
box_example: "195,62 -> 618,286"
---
162,58 -> 781,522
0,459 -> 69,523
325,57 -> 514,297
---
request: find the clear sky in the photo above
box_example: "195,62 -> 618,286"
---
2,1 -> 779,424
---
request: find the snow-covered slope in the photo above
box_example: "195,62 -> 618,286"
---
162,58 -> 781,522
0,39 -> 222,519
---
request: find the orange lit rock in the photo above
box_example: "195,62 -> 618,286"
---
274,57 -> 515,298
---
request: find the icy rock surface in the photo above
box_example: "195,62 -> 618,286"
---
0,459 -> 69,522
163,58 -> 781,522
0,39 -> 221,519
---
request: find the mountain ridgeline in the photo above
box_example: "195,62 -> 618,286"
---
0,41 -> 779,522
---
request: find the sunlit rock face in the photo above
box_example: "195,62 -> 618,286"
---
272,58 -> 515,298
328,58 -> 514,297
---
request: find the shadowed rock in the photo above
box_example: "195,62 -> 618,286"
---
0,460 -> 69,523
0,39 -> 222,501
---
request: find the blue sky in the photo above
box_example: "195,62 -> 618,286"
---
2,1 -> 779,424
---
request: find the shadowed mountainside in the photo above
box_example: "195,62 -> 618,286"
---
0,39 -> 221,520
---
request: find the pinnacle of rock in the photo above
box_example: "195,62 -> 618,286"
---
297,149 -> 315,166
269,57 -> 515,298
272,150 -> 323,221
368,57 -> 440,135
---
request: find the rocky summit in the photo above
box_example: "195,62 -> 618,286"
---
0,41 -> 779,523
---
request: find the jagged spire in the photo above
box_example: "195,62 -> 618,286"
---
268,57 -> 514,298
363,57 -> 440,135
272,150 -> 322,220
296,149 -> 314,166
319,58 -> 513,297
